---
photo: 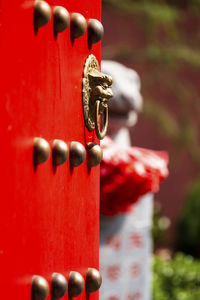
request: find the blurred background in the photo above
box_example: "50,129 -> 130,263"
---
101,1 -> 200,298
102,0 -> 200,253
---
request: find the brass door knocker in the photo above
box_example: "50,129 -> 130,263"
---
82,54 -> 113,140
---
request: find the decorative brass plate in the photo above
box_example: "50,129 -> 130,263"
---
82,54 -> 113,139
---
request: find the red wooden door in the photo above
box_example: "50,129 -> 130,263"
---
0,1 -> 102,300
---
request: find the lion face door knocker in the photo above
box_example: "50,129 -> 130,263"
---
82,54 -> 113,140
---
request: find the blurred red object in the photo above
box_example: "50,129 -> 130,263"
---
100,137 -> 169,216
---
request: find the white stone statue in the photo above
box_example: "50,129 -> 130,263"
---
100,61 -> 152,300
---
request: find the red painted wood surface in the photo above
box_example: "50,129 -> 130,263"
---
0,1 -> 101,299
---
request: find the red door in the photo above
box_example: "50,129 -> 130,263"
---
0,1 -> 103,300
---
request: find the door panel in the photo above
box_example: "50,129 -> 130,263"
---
0,1 -> 101,299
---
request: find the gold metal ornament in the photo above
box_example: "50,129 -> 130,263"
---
34,0 -> 51,29
88,19 -> 104,44
52,139 -> 69,166
86,268 -> 102,293
53,6 -> 70,33
51,273 -> 68,299
82,54 -> 113,140
31,276 -> 49,300
69,142 -> 86,167
68,271 -> 84,297
70,13 -> 87,39
33,137 -> 50,165
87,143 -> 103,167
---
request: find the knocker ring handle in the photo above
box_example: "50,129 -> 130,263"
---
82,54 -> 113,140
95,101 -> 108,140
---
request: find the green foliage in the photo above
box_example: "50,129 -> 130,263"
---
103,0 -> 179,23
176,179 -> 200,257
153,254 -> 200,300
142,98 -> 200,167
103,0 -> 180,38
102,45 -> 200,69
103,0 -> 200,11
152,203 -> 170,246
145,46 -> 200,68
143,100 -> 179,139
